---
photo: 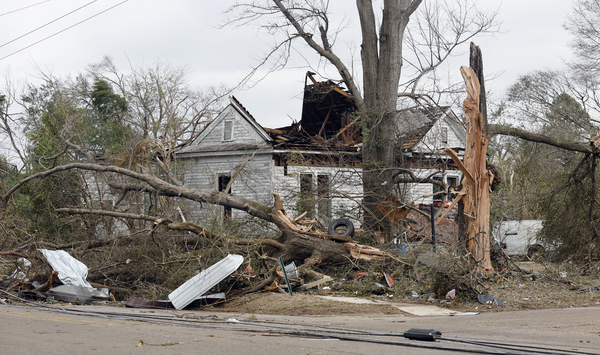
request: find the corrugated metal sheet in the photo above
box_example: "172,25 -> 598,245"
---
168,254 -> 243,310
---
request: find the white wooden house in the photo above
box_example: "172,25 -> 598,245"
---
176,74 -> 465,226
395,106 -> 466,206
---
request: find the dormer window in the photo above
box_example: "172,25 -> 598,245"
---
223,120 -> 233,141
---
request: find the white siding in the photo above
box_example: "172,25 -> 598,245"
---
401,169 -> 462,205
273,164 -> 363,226
190,106 -> 269,148
415,117 -> 464,153
181,152 -> 273,223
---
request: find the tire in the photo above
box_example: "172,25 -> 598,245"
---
328,218 -> 355,237
527,244 -> 544,259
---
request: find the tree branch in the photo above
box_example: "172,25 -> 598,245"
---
487,124 -> 595,154
2,163 -> 274,223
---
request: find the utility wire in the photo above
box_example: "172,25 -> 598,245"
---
0,0 -> 98,49
0,0 -> 129,61
0,0 -> 51,17
1,291 -> 597,355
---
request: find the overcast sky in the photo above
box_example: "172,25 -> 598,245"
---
1,0 -> 575,134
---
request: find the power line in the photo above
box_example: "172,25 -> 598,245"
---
0,0 -> 51,17
0,0 -> 130,62
0,0 -> 98,49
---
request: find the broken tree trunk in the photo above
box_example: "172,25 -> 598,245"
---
443,66 -> 493,274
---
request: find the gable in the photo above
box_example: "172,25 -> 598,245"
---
403,107 -> 465,153
180,99 -> 272,155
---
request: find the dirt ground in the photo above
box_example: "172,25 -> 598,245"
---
206,261 -> 600,316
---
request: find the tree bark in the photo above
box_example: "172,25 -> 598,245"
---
358,0 -> 423,237
444,66 -> 493,273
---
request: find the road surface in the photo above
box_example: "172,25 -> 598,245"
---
1,302 -> 599,354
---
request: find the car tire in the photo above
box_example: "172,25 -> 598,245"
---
328,218 -> 355,237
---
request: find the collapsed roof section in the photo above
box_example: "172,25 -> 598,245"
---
395,105 -> 462,152
263,72 -> 361,153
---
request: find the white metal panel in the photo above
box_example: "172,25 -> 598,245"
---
492,220 -> 543,255
168,254 -> 244,310
39,249 -> 92,288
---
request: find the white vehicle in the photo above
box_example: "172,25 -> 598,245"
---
492,220 -> 544,256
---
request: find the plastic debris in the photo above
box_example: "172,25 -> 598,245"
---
6,258 -> 31,282
445,289 -> 455,299
383,272 -> 394,287
403,328 -> 442,341
411,291 -> 419,298
400,243 -> 408,257
477,294 -> 504,306
450,311 -> 480,316
351,272 -> 369,285
284,261 -> 298,280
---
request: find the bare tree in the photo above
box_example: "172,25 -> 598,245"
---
224,1 -> 498,233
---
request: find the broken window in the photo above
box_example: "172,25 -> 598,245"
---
223,120 -> 233,141
298,173 -> 314,217
218,174 -> 232,218
317,174 -> 331,222
447,176 -> 459,199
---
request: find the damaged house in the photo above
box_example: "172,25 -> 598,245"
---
175,73 -> 465,227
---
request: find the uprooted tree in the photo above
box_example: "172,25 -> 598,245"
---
2,161 -> 398,270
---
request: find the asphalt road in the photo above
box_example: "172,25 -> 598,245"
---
1,302 -> 599,354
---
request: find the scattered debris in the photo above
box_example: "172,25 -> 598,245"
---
284,262 -> 298,280
383,272 -> 394,287
5,258 -> 31,282
477,294 -> 504,306
44,285 -> 109,303
125,297 -> 173,309
351,272 -> 369,285
297,275 -> 332,290
446,289 -> 456,299
403,328 -> 442,342
450,312 -> 480,316
168,254 -> 244,310
39,249 -> 93,288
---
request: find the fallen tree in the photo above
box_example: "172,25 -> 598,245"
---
2,162 -> 398,272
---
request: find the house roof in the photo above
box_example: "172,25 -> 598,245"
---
178,73 -> 463,157
394,105 -> 462,151
263,72 -> 361,153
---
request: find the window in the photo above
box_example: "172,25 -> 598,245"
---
223,120 -> 233,141
441,127 -> 448,145
317,175 -> 331,221
218,174 -> 232,218
298,174 -> 314,217
447,176 -> 459,199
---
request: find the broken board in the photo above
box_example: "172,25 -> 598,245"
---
168,254 -> 243,310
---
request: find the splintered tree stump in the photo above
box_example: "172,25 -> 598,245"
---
443,66 -> 493,274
